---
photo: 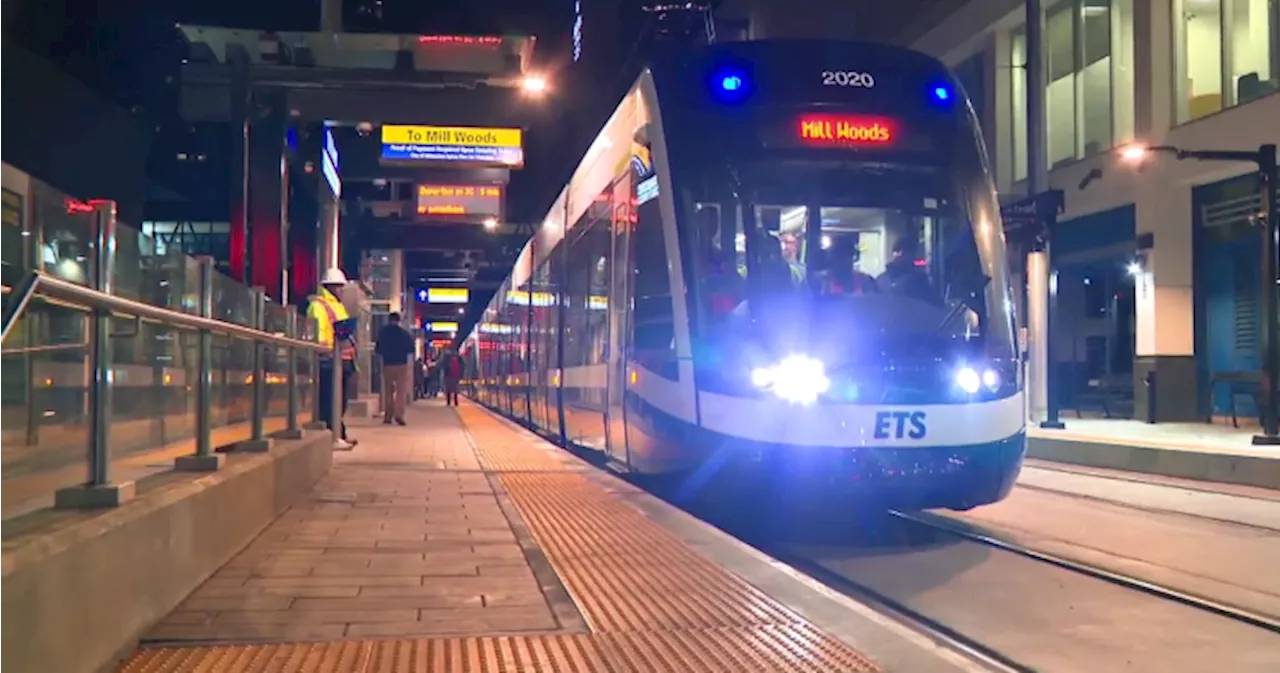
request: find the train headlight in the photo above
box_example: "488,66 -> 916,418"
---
955,366 -> 1001,394
751,354 -> 830,405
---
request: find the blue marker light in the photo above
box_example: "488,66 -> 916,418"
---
933,86 -> 951,101
709,65 -> 752,103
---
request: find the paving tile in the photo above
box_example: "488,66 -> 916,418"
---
175,596 -> 295,612
140,401 -> 558,645
191,585 -> 361,599
212,609 -> 417,625
291,594 -> 485,611
146,623 -> 347,642
242,576 -> 425,589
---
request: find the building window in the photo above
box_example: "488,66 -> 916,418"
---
1174,0 -> 1279,123
1009,0 -> 1135,181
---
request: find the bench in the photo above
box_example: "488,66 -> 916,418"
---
1069,373 -> 1133,419
1206,370 -> 1265,428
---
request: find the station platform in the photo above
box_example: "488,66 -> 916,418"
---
1027,418 -> 1280,490
112,400 -> 968,673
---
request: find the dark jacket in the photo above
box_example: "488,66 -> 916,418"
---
375,323 -> 415,365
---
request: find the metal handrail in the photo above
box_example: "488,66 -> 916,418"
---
0,271 -> 326,353
0,342 -> 87,356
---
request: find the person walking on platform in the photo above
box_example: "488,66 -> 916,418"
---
375,312 -> 414,425
442,348 -> 464,406
413,357 -> 426,400
308,268 -> 359,449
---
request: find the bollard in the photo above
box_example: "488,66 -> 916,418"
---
55,200 -> 135,507
278,310 -> 304,439
236,288 -> 272,452
176,258 -> 223,471
1144,370 -> 1157,425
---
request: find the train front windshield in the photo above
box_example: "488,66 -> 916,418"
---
678,122 -> 1017,402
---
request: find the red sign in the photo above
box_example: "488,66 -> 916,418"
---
798,115 -> 894,146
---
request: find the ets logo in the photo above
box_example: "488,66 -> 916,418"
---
873,411 -> 927,440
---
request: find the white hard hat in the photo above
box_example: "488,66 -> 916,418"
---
320,268 -> 348,285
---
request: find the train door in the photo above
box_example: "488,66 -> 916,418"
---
604,175 -> 634,464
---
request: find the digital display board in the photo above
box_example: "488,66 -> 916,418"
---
381,125 -> 524,167
417,184 -> 503,218
418,287 -> 470,304
797,115 -> 895,146
427,321 -> 459,332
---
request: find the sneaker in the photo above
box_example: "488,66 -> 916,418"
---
347,437 -> 359,447
395,418 -> 406,426
333,439 -> 354,450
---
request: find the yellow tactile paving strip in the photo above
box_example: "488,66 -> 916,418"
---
119,402 -> 880,672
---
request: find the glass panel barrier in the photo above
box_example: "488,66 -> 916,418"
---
1,180 -> 325,521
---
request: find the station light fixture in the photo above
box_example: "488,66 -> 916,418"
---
522,75 -> 548,94
1119,144 -> 1149,163
483,217 -> 499,231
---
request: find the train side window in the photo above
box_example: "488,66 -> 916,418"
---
632,179 -> 676,378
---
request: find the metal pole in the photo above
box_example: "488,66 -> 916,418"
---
88,201 -> 116,486
55,200 -> 134,507
331,332 -> 345,446
24,199 -> 44,447
176,258 -> 222,470
311,316 -> 325,429
251,289 -> 267,440
283,309 -> 302,438
1041,254 -> 1065,428
236,288 -> 272,451
1025,0 -> 1051,426
1254,144 -> 1280,444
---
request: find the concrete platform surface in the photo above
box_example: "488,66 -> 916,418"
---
118,400 -> 978,673
1028,419 -> 1280,490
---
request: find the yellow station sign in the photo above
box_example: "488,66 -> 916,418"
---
382,125 -> 522,148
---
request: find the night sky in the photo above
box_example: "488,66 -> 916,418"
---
3,0 -> 940,221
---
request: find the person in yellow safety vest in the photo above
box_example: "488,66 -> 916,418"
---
309,268 -> 359,449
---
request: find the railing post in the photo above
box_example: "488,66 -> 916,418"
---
237,287 -> 273,451
177,257 -> 222,471
22,182 -> 46,449
305,316 -> 326,430
331,332 -> 347,448
55,199 -> 135,508
277,309 -> 304,439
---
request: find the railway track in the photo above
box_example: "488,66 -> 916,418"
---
638,480 -> 1280,672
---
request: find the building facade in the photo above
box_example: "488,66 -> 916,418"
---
913,0 -> 1279,423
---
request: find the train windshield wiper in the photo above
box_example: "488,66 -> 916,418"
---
936,275 -> 991,333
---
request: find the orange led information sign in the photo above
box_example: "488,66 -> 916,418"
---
417,184 -> 503,218
798,115 -> 894,145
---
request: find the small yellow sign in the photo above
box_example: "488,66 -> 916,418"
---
428,321 -> 460,332
382,125 -> 522,148
427,287 -> 469,304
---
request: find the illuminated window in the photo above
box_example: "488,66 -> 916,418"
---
1173,0 -> 1278,123
1008,0 -> 1135,181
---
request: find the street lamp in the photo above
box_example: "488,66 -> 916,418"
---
1120,142 -> 1279,444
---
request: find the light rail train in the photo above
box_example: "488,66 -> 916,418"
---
463,40 -> 1025,510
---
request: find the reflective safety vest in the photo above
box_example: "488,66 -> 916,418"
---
307,288 -> 356,360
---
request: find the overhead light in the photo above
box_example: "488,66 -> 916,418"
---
483,218 -> 499,231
